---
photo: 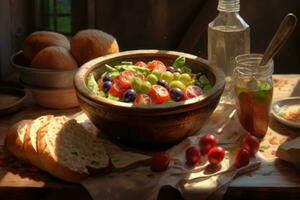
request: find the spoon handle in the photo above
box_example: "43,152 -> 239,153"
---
260,13 -> 297,66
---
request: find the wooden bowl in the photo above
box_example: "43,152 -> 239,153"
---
74,50 -> 225,146
11,51 -> 77,89
22,82 -> 79,109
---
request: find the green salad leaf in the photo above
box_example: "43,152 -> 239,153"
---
121,61 -> 133,65
182,65 -> 192,73
199,75 -> 210,85
114,65 -> 150,75
86,73 -> 100,95
203,84 -> 212,92
105,64 -> 120,77
107,93 -> 120,101
99,91 -> 106,97
173,56 -> 185,68
164,100 -> 176,104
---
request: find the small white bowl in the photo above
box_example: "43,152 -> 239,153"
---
271,97 -> 300,128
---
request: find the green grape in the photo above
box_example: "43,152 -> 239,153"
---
173,72 -> 181,80
179,73 -> 192,86
132,78 -> 143,92
147,74 -> 158,85
161,71 -> 174,83
152,69 -> 161,79
140,81 -> 152,94
170,80 -> 186,91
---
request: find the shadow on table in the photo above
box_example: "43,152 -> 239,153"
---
268,115 -> 299,138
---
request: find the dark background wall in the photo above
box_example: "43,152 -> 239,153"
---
95,0 -> 300,74
0,0 -> 299,79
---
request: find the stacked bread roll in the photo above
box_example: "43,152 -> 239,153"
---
20,29 -> 119,109
5,116 -> 109,182
23,29 -> 119,69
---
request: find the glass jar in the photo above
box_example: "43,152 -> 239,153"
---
233,54 -> 273,138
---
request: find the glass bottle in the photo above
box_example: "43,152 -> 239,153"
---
208,0 -> 250,78
233,54 -> 274,138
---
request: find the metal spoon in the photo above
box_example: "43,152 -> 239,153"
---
260,13 -> 297,66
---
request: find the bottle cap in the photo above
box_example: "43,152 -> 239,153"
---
218,0 -> 240,12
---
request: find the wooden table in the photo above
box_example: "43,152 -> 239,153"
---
0,75 -> 300,200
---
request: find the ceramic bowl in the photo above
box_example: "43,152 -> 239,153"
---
74,50 -> 225,146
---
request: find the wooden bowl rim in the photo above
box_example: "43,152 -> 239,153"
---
74,49 -> 225,111
11,51 -> 78,74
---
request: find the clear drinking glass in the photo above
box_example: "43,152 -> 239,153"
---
233,54 -> 273,138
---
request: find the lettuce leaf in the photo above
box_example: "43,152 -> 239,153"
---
86,73 -> 100,95
173,56 -> 185,68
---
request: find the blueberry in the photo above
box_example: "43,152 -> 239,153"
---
166,66 -> 175,73
175,68 -> 183,73
194,81 -> 202,88
102,81 -> 112,93
123,89 -> 137,102
157,79 -> 169,89
103,74 -> 113,82
170,88 -> 183,101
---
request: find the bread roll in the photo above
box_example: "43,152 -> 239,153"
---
23,31 -> 70,60
70,29 -> 119,65
31,46 -> 78,70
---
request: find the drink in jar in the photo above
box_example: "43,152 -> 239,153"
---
235,80 -> 273,138
234,54 -> 273,138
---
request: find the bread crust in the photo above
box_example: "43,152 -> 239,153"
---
24,115 -> 53,170
23,31 -> 70,60
37,117 -> 88,183
70,29 -> 119,65
5,120 -> 32,161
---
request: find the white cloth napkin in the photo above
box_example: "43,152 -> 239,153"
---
74,106 -> 261,200
81,135 -> 260,200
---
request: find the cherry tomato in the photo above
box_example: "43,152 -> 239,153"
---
242,134 -> 260,157
150,152 -> 170,172
136,73 -> 146,80
185,147 -> 201,166
148,60 -> 167,72
207,146 -> 225,165
149,85 -> 170,104
115,70 -> 136,89
98,82 -> 103,91
134,94 -> 152,105
184,85 -> 203,99
199,134 -> 217,155
235,148 -> 250,168
108,83 -> 124,97
134,61 -> 147,68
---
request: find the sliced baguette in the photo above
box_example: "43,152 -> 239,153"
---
5,120 -> 32,161
37,116 -> 109,182
24,115 -> 53,169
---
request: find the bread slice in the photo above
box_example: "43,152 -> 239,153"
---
24,115 -> 53,169
5,120 -> 32,161
37,116 -> 109,182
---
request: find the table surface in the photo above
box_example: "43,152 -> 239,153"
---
0,74 -> 300,200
